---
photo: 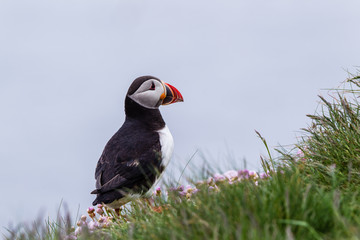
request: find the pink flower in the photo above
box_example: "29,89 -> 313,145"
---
97,216 -> 112,228
208,185 -> 219,192
223,170 -> 238,181
207,177 -> 215,186
248,171 -> 258,179
87,221 -> 98,231
169,185 -> 185,197
213,173 -> 226,182
179,185 -> 192,196
98,216 -> 106,223
179,185 -> 199,199
87,207 -> 95,214
192,188 -> 199,194
297,148 -> 304,158
238,170 -> 250,179
80,215 -> 87,222
96,207 -> 104,215
155,187 -> 161,196
260,172 -> 270,179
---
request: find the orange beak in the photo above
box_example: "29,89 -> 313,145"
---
161,82 -> 184,105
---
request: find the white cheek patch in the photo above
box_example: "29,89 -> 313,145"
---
129,80 -> 164,109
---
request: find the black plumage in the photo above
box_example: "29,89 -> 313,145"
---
91,76 -> 177,207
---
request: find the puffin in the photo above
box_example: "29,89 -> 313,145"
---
91,76 -> 183,210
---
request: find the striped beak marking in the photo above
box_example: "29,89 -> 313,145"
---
160,82 -> 184,105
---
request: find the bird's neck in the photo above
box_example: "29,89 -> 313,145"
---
124,96 -> 165,131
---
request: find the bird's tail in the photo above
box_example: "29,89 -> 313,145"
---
91,189 -> 100,194
92,198 -> 100,206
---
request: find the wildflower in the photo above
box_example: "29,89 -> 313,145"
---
208,185 -> 219,192
207,177 -> 215,186
103,217 -> 113,227
178,185 -> 190,196
186,185 -> 199,196
179,185 -> 199,199
167,187 -> 176,192
168,185 -> 185,197
155,187 -> 161,196
213,173 -> 226,182
97,216 -> 108,228
87,207 -> 95,214
96,207 -> 104,215
104,221 -> 112,228
80,215 -> 87,222
238,170 -> 250,179
185,192 -> 192,200
297,148 -> 304,158
179,190 -> 187,197
87,221 -> 98,231
192,187 -> 199,194
260,172 -> 270,179
86,207 -> 95,218
98,216 -> 106,223
249,171 -> 258,180
223,170 -> 238,182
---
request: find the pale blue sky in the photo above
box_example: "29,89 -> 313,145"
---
1,0 -> 359,230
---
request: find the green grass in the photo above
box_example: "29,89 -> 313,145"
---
5,72 -> 360,240
102,169 -> 359,240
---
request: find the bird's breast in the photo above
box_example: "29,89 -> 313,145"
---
157,125 -> 174,168
143,125 -> 174,197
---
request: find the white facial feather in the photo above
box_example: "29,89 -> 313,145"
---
128,79 -> 165,109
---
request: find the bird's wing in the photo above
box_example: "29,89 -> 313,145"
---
93,150 -> 162,194
93,125 -> 162,194
91,173 -> 127,194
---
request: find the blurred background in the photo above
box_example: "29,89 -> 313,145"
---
1,0 -> 359,231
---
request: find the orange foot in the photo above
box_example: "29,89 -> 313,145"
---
152,206 -> 163,213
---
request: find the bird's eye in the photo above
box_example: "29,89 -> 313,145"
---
149,82 -> 155,90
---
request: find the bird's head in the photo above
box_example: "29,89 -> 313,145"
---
127,76 -> 184,109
